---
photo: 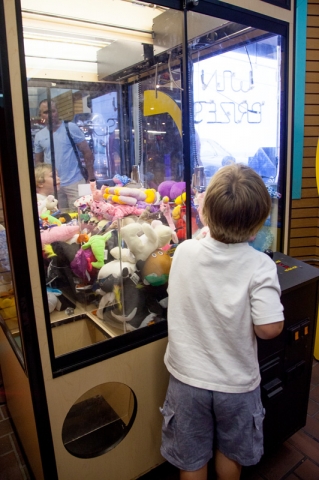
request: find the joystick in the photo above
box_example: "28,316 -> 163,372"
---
264,249 -> 273,259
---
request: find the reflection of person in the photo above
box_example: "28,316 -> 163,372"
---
35,163 -> 60,198
34,100 -> 95,209
35,163 -> 60,215
161,164 -> 284,480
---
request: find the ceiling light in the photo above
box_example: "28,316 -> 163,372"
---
23,26 -> 112,48
24,39 -> 100,62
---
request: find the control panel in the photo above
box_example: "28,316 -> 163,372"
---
258,252 -> 319,452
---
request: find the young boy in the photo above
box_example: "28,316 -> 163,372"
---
160,163 -> 284,480
35,163 -> 60,215
35,163 -> 60,198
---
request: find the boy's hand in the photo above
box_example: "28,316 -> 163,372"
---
254,321 -> 284,339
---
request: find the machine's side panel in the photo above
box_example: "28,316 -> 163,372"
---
0,329 -> 44,479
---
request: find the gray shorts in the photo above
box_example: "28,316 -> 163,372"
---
160,375 -> 265,471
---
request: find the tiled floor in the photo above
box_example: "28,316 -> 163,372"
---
0,405 -> 31,480
0,362 -> 319,480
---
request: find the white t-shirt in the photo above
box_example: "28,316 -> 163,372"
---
164,235 -> 284,393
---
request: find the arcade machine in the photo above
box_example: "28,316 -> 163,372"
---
1,0 -> 316,479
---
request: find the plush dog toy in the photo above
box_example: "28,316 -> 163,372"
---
45,195 -> 58,213
120,221 -> 173,262
96,257 -> 149,330
38,195 -> 59,217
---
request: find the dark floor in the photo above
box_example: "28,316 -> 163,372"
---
0,362 -> 319,480
0,406 -> 31,480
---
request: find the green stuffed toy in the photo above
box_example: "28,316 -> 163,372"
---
40,210 -> 61,226
82,231 -> 112,269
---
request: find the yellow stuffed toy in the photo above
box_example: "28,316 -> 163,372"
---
104,186 -> 158,206
0,292 -> 17,320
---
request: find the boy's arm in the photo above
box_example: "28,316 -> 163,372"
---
254,321 -> 284,339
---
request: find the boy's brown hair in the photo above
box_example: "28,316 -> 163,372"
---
202,163 -> 271,244
34,163 -> 52,187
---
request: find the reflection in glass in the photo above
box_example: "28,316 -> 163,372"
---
188,14 -> 284,251
0,158 -> 24,360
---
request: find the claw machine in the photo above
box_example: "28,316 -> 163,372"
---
0,0 -> 297,479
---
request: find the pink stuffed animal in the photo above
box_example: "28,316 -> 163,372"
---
40,225 -> 80,245
90,200 -> 144,221
160,200 -> 179,244
90,180 -> 107,202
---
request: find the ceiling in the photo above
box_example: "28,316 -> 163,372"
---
21,0 -> 166,80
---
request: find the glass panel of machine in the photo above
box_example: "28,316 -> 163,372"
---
24,1 -> 183,361
188,12 -> 284,253
22,1 -> 285,362
0,124 -> 25,367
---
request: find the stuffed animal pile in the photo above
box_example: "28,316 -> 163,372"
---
38,176 -> 199,331
37,165 -> 279,331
